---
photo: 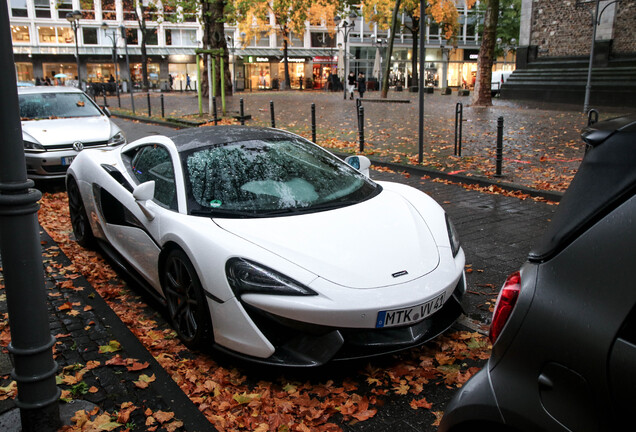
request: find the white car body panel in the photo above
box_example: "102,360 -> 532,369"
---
22,117 -> 115,146
67,127 -> 466,364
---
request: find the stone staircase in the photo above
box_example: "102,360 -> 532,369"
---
500,57 -> 636,108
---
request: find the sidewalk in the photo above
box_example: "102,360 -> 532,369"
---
105,88 -> 633,193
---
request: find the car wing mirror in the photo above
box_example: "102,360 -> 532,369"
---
345,155 -> 371,178
102,106 -> 112,117
133,181 -> 155,220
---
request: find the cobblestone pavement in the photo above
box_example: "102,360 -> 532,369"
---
107,89 -> 633,193
2,114 -> 559,431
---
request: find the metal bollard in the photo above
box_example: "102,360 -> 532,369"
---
180,80 -> 183,92
311,103 -> 316,143
495,116 -> 504,177
160,94 -> 165,118
147,92 -> 151,117
102,92 -> 107,108
270,100 -> 275,128
212,96 -> 218,125
454,102 -> 463,156
588,108 -> 599,126
358,105 -> 365,153
239,98 -> 245,125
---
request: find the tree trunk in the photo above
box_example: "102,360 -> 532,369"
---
283,37 -> 290,89
381,0 -> 402,98
136,4 -> 149,91
202,0 -> 232,97
472,0 -> 499,106
410,17 -> 419,88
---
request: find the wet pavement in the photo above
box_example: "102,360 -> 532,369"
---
0,92 -> 595,431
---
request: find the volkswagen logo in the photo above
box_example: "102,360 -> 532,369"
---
72,141 -> 84,152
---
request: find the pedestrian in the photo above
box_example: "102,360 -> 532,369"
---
168,73 -> 173,90
186,74 -> 192,91
357,72 -> 366,99
35,77 -> 41,86
347,72 -> 356,100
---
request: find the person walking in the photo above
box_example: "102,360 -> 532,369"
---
357,72 -> 366,99
186,74 -> 192,91
347,72 -> 356,100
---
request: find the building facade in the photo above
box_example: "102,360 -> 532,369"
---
9,0 -> 504,92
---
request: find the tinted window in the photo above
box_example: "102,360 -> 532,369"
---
183,138 -> 379,217
19,92 -> 103,119
131,146 -> 177,210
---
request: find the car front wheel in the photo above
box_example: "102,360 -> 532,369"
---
67,177 -> 95,248
162,249 -> 213,350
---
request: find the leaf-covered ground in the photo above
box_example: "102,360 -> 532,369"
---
1,191 -> 494,431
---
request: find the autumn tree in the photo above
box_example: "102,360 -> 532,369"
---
233,0 -> 337,90
471,0 -> 499,106
362,0 -> 475,98
122,0 -> 160,90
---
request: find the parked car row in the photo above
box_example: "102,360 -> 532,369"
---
17,85 -> 636,428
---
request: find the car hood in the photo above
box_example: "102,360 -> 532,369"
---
21,116 -> 114,145
215,189 -> 440,289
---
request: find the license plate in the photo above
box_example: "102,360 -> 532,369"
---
61,156 -> 75,166
376,293 -> 445,328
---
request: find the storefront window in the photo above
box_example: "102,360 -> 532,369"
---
38,26 -> 75,44
278,61 -> 305,89
11,0 -> 28,18
131,63 -> 160,87
165,29 -> 197,46
34,0 -> 51,18
11,25 -> 30,43
169,63 -> 197,91
102,0 -> 116,21
57,0 -> 72,19
42,63 -> 77,83
16,63 -> 33,83
80,0 -> 95,20
83,27 -> 98,44
87,63 -> 113,82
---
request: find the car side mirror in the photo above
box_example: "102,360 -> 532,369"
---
133,181 -> 155,220
102,106 -> 111,117
345,155 -> 371,177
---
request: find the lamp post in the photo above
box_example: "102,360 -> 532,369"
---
373,37 -> 387,87
101,23 -> 120,107
496,37 -> 517,71
334,12 -> 357,100
226,35 -> 236,94
66,10 -> 82,88
120,25 -> 135,113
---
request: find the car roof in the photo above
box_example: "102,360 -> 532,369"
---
529,115 -> 636,262
18,86 -> 84,95
169,125 -> 304,153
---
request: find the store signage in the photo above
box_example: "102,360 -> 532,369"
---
463,49 -> 480,61
313,56 -> 336,64
256,57 -> 269,62
281,58 -> 306,63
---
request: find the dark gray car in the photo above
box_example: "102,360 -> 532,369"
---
440,116 -> 636,431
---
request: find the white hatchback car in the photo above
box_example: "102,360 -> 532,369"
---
19,86 -> 125,180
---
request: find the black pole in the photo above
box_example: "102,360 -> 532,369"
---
102,91 -> 107,107
0,2 -> 61,430
146,92 -> 151,117
455,102 -> 463,157
240,98 -> 245,126
160,94 -> 165,118
212,96 -> 218,125
495,116 -> 504,177
270,100 -> 275,128
311,103 -> 316,144
587,108 -> 599,126
358,105 -> 365,152
418,3 -> 426,163
120,25 -> 134,114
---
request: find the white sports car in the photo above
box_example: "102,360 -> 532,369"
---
66,126 -> 466,366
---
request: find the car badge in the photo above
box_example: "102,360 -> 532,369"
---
392,270 -> 408,278
72,141 -> 84,152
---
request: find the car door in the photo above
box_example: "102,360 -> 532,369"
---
99,143 -> 179,290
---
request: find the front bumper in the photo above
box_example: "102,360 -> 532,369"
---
216,276 -> 466,367
25,149 -> 78,179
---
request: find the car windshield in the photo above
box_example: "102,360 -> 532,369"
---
19,92 -> 102,120
183,138 -> 380,217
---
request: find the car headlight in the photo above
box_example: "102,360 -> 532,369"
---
23,140 -> 45,152
445,213 -> 461,257
226,258 -> 317,297
107,132 -> 126,146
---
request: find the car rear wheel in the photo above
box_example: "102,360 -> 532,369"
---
67,177 -> 95,248
162,249 -> 213,350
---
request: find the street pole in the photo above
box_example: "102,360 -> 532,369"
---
335,13 -> 356,100
120,25 -> 135,114
418,2 -> 425,163
102,24 -> 120,107
66,10 -> 82,88
0,2 -> 61,430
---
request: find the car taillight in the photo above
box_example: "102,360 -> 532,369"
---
489,271 -> 521,344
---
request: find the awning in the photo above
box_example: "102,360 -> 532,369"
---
234,47 -> 336,59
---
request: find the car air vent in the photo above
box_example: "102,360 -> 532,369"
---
101,164 -> 133,192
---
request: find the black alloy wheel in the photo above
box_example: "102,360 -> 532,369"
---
162,249 -> 213,349
67,177 -> 95,248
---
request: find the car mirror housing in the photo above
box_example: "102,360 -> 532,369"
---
133,181 -> 156,220
344,155 -> 371,177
